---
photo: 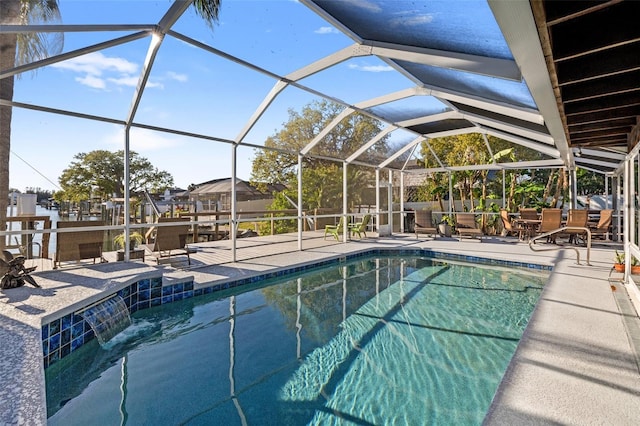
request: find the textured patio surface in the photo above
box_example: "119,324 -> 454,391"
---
1,232 -> 638,425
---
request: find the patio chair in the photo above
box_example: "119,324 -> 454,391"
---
500,209 -> 523,238
455,213 -> 483,242
535,208 -> 562,243
150,217 -> 192,265
414,210 -> 437,239
519,207 -> 539,221
589,209 -> 613,240
560,209 -> 589,245
349,214 -> 371,239
324,216 -> 345,241
54,221 -> 106,269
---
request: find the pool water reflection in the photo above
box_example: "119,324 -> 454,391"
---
46,255 -> 547,425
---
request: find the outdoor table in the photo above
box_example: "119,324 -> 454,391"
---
514,218 -> 541,241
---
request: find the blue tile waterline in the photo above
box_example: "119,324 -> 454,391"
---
41,248 -> 551,368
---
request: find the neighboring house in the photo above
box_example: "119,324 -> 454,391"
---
398,160 -> 431,203
189,178 -> 286,211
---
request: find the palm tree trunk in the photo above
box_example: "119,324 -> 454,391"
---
0,0 -> 21,249
551,169 -> 565,207
481,172 -> 487,228
508,171 -> 517,211
543,170 -> 555,201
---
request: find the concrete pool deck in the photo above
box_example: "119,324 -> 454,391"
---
1,232 -> 639,425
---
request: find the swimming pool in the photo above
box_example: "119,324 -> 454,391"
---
45,255 -> 547,425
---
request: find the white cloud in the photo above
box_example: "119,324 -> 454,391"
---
107,75 -> 139,87
145,81 -> 165,89
167,71 -> 188,82
390,13 -> 434,27
51,51 -> 168,90
52,51 -> 138,76
103,126 -> 182,152
315,26 -> 338,34
348,63 -> 394,73
346,0 -> 381,13
75,74 -> 106,89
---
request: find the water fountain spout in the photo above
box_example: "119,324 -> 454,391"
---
79,295 -> 132,345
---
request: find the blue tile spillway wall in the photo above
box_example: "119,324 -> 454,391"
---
41,276 -> 195,368
41,248 -> 552,369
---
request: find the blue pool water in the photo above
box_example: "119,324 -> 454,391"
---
46,255 -> 547,425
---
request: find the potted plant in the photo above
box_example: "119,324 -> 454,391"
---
114,231 -> 145,261
613,250 -> 640,274
438,215 -> 454,237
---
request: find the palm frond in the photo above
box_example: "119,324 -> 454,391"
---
192,0 -> 221,28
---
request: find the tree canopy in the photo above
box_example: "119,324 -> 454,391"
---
56,150 -> 174,202
416,133 -> 576,216
251,100 -> 388,211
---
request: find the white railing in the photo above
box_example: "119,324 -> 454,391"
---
528,226 -> 592,266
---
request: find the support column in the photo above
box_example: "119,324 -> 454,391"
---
298,155 -> 303,251
400,172 -> 405,233
375,169 -> 380,233
388,170 -> 393,235
448,172 -> 453,214
605,174 -> 610,209
569,168 -> 577,209
624,159 -> 630,281
231,145 -> 237,262
633,157 -> 638,257
614,175 -> 621,241
123,128 -> 131,260
343,162 -> 348,242
502,169 -> 506,209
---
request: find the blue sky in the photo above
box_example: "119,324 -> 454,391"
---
9,0 -> 413,192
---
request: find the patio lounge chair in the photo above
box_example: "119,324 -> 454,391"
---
54,221 -> 106,269
414,210 -> 437,239
324,217 -> 345,241
150,217 -> 192,265
455,213 -> 483,241
349,214 -> 371,239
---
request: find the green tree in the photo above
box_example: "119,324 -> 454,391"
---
57,150 -> 174,202
251,100 -> 387,233
25,186 -> 53,203
421,133 -> 566,213
0,0 -> 221,246
576,168 -> 605,196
